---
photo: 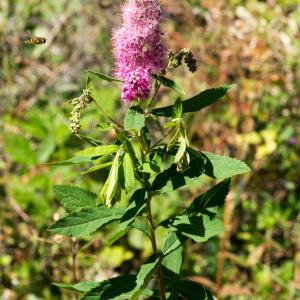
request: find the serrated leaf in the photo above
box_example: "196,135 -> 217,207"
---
86,70 -> 123,82
80,275 -> 136,300
151,155 -> 204,193
187,179 -> 231,214
130,255 -> 160,299
81,256 -> 160,300
152,85 -> 232,117
107,189 -> 146,245
53,282 -> 99,293
162,231 -> 183,279
75,145 -> 119,158
201,151 -> 251,179
48,156 -> 92,166
154,75 -> 185,95
162,215 -> 224,243
124,106 -> 145,131
48,206 -> 125,237
172,280 -> 214,300
162,231 -> 183,257
53,185 -> 97,212
132,217 -> 151,238
81,162 -> 112,175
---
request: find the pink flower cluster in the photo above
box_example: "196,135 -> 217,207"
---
112,0 -> 167,102
121,67 -> 151,102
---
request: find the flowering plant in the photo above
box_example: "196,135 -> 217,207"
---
49,0 -> 250,299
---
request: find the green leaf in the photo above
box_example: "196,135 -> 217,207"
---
106,151 -> 121,206
48,206 -> 125,237
48,156 -> 93,166
154,75 -> 186,95
130,255 -> 161,299
80,275 -> 136,300
172,98 -> 183,119
187,179 -> 231,214
167,128 -> 181,151
75,145 -> 119,158
161,231 -> 183,257
96,123 -> 113,131
201,151 -> 251,179
107,189 -> 146,245
115,128 -> 139,167
162,231 -> 183,279
53,282 -> 99,293
122,153 -> 136,191
174,136 -> 187,164
81,256 -> 160,300
152,85 -> 232,117
124,106 -> 145,131
151,155 -> 204,193
81,162 -> 113,175
86,70 -> 123,82
77,135 -> 102,146
53,185 -> 97,212
132,217 -> 151,238
162,215 -> 223,243
172,280 -> 214,300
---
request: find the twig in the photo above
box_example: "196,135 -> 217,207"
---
92,99 -> 124,129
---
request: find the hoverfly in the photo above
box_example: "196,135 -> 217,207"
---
24,37 -> 47,45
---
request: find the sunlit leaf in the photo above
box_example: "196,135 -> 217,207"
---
48,206 -> 125,237
75,145 -> 119,158
124,106 -> 145,131
53,185 -> 97,212
152,85 -> 233,117
86,70 -> 123,82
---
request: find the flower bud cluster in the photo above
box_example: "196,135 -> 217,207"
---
168,48 -> 198,73
69,92 -> 92,134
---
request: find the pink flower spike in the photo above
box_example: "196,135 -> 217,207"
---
121,67 -> 151,103
112,0 -> 167,81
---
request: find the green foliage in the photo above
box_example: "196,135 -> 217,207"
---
1,1 -> 299,299
75,145 -> 119,158
53,282 -> 99,294
201,151 -> 251,179
81,255 -> 160,300
48,206 -> 125,237
163,214 -> 224,243
161,231 -> 183,278
86,70 -> 123,82
171,280 -> 214,300
153,74 -> 186,95
124,106 -> 146,131
187,179 -> 231,213
53,185 -> 97,212
152,85 -> 232,117
151,154 -> 204,193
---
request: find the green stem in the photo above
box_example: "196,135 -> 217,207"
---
146,194 -> 166,300
138,131 -> 166,300
92,99 -> 124,129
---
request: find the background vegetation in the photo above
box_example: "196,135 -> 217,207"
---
1,0 -> 299,299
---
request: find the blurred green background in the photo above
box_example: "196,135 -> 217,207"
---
0,0 -> 299,299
